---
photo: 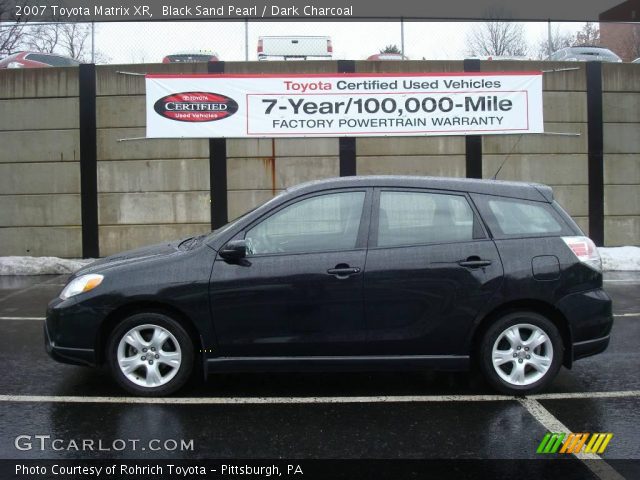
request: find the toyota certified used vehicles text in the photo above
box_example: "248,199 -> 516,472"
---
46,177 -> 612,396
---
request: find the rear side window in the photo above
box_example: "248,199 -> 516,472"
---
377,191 -> 479,247
473,194 -> 572,238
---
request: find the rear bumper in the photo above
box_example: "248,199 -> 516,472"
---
573,335 -> 611,361
556,287 -> 613,363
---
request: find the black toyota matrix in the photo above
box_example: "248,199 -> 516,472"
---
46,176 -> 613,396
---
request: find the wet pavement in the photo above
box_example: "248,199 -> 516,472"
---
0,273 -> 638,476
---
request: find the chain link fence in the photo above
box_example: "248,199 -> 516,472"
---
1,20 -> 638,64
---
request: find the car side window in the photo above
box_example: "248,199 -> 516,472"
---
377,191 -> 476,247
245,191 -> 366,255
486,198 -> 563,235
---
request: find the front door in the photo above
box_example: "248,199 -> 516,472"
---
210,189 -> 371,357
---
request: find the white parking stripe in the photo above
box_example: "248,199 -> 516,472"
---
0,390 -> 638,405
613,313 -> 640,318
0,316 -> 45,321
518,398 -> 625,480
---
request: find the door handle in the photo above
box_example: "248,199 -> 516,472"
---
458,259 -> 492,268
327,267 -> 361,278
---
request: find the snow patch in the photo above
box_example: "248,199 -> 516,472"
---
598,247 -> 640,271
0,256 -> 94,275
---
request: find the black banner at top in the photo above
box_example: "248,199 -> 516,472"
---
0,0 -> 638,22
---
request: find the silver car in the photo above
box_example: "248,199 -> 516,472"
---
547,46 -> 622,62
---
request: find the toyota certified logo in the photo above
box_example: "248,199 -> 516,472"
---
154,92 -> 238,122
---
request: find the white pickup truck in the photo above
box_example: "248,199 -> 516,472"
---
257,36 -> 333,61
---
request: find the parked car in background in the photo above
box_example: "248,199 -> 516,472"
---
0,51 -> 80,68
258,36 -> 332,60
632,58 -> 640,63
46,176 -> 612,397
547,46 -> 622,62
162,51 -> 220,63
366,53 -> 408,60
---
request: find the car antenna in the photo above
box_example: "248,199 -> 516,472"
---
491,134 -> 524,180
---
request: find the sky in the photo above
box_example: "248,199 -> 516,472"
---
93,21 -> 585,64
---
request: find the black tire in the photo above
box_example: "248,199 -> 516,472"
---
107,312 -> 194,396
479,311 -> 564,395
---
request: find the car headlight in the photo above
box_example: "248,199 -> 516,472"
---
60,274 -> 104,300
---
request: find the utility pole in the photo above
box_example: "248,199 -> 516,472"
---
547,20 -> 553,57
245,18 -> 249,61
400,17 -> 405,56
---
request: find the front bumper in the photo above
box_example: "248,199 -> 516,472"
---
45,297 -> 99,367
44,321 -> 95,366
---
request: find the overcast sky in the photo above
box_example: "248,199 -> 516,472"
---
94,21 -> 584,64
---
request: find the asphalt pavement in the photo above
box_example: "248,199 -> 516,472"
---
0,272 -> 638,479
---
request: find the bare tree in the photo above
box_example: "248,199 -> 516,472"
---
0,0 -> 29,55
574,22 -> 600,46
537,26 -> 574,59
466,10 -> 529,57
25,23 -> 60,53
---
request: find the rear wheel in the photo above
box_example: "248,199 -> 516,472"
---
479,311 -> 563,395
107,313 -> 194,396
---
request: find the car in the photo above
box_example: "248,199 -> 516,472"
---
632,58 -> 640,63
45,176 -> 613,396
257,36 -> 332,61
162,51 -> 220,63
366,53 -> 409,61
547,46 -> 622,62
0,51 -> 80,68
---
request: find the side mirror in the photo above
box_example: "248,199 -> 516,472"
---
219,239 -> 247,261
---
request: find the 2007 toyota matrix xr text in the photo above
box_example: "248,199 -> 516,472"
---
46,176 -> 613,396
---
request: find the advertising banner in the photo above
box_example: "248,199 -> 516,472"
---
146,72 -> 543,138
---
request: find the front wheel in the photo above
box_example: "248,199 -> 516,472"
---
107,313 -> 194,396
479,312 -> 563,395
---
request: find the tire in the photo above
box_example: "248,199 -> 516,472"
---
479,311 -> 563,395
107,312 -> 194,396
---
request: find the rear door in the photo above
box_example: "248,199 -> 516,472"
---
364,188 -> 503,355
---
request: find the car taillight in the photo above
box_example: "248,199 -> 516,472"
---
257,39 -> 263,53
327,39 -> 333,53
7,61 -> 24,68
562,236 -> 602,272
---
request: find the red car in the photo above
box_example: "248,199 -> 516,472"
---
162,52 -> 220,63
0,51 -> 80,68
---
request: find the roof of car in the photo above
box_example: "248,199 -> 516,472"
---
286,176 -> 553,202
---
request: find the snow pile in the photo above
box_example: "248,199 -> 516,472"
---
598,246 -> 640,271
0,256 -> 94,275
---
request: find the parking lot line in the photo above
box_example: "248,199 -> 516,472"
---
613,313 -> 640,318
518,398 -> 625,480
0,316 -> 45,321
0,390 -> 638,405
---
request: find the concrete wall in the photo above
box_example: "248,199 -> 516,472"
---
481,61 -> 590,235
603,63 -> 640,246
0,61 -> 638,257
95,63 -> 211,256
0,68 -> 81,257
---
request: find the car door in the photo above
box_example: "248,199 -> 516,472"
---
210,188 -> 372,357
364,188 -> 504,356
